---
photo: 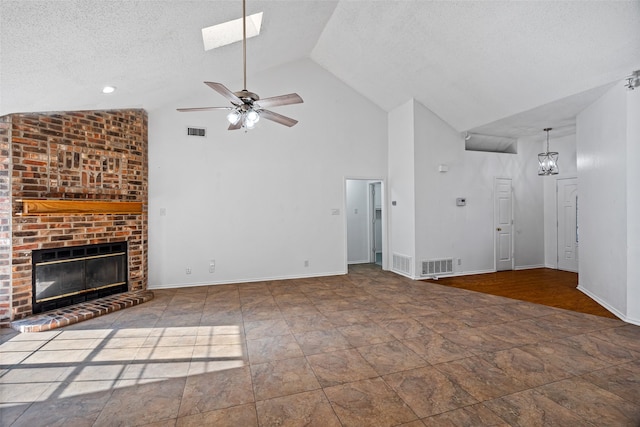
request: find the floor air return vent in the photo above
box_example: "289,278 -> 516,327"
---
422,258 -> 453,277
392,253 -> 412,276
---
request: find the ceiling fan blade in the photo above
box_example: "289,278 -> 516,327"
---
259,109 -> 299,127
177,106 -> 231,112
205,82 -> 243,105
228,121 -> 243,131
254,93 -> 303,109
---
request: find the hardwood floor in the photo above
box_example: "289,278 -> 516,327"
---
425,268 -> 618,319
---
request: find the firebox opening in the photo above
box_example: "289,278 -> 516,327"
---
32,242 -> 129,314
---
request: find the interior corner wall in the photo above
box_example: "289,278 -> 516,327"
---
625,87 -> 640,323
511,139 -> 546,270
413,101 -> 461,273
410,101 -> 544,278
388,99 -> 416,275
147,59 -> 387,288
540,133 -> 578,268
576,83 -> 628,318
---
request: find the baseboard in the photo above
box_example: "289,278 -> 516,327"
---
515,264 -> 545,270
453,269 -> 496,277
622,315 -> 640,326
623,315 -> 640,326
149,270 -> 347,290
576,285 -> 630,322
414,268 -> 495,281
348,260 -> 372,265
390,269 -> 415,280
544,263 -> 557,269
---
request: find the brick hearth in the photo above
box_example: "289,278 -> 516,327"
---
10,290 -> 154,333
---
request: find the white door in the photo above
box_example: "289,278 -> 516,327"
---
557,178 -> 579,272
494,178 -> 513,271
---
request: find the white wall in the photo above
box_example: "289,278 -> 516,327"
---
409,100 -> 544,277
538,134 -> 578,268
346,180 -> 370,264
413,100 -> 462,272
388,100 -> 416,275
576,83 -> 628,317
147,59 -> 387,288
626,86 -> 640,322
511,140 -> 546,270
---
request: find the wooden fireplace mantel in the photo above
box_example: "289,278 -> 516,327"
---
17,199 -> 143,215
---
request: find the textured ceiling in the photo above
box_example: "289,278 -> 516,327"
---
311,1 -> 640,136
0,0 -> 338,115
1,0 -> 639,140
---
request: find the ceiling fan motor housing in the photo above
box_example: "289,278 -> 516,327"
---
235,90 -> 260,104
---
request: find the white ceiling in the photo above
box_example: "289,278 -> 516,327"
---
2,0 -> 639,140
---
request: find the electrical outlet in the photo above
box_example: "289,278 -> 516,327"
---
186,267 -> 192,275
209,260 -> 215,273
304,260 -> 309,267
457,258 -> 462,266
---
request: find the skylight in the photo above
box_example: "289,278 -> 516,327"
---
202,12 -> 263,51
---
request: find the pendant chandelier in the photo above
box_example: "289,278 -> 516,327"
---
538,128 -> 559,176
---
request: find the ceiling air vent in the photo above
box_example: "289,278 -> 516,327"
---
187,127 -> 206,137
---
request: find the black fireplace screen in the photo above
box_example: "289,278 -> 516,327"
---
32,242 -> 128,313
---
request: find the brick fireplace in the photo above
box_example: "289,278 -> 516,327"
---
0,110 -> 148,326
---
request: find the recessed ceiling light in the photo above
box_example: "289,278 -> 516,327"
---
102,86 -> 116,94
202,12 -> 263,51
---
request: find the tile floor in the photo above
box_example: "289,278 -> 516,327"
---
1,264 -> 639,426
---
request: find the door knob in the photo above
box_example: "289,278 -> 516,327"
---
496,227 -> 502,231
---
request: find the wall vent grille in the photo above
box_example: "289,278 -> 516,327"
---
392,253 -> 412,276
187,127 -> 206,137
421,258 -> 454,277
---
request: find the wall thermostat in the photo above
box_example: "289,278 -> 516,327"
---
456,198 -> 466,206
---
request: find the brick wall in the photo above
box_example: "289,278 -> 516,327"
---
0,117 -> 11,323
2,110 -> 148,324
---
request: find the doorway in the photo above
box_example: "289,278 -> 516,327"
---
557,177 -> 579,272
494,177 -> 513,271
345,179 -> 385,269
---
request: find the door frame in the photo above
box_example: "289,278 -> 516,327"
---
494,176 -> 514,271
344,177 -> 387,272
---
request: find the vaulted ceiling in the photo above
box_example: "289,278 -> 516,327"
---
2,0 -> 639,139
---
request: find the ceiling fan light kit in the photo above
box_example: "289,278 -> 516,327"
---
177,0 -> 303,131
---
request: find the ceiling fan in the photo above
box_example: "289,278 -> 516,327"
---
177,0 -> 303,130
